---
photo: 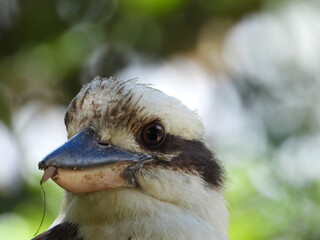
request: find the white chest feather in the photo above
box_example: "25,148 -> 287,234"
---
80,212 -> 222,240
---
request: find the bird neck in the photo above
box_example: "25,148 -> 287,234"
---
63,189 -> 228,240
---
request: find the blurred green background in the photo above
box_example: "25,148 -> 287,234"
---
1,0 -> 320,239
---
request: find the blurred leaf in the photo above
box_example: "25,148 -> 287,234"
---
120,0 -> 185,16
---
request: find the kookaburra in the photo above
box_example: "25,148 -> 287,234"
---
33,77 -> 228,240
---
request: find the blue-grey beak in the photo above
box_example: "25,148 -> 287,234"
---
38,127 -> 150,170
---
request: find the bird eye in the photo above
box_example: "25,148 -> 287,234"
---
141,122 -> 165,147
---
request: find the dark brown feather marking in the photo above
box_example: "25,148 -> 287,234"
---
64,111 -> 71,130
69,97 -> 78,113
64,97 -> 77,127
79,87 -> 90,110
31,222 -> 84,240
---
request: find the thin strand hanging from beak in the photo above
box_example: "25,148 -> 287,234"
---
33,182 -> 47,236
34,166 -> 57,236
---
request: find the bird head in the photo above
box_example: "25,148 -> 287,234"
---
38,77 -> 228,239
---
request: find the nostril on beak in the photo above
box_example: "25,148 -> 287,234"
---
97,141 -> 110,147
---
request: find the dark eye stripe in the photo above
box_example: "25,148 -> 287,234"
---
138,133 -> 226,188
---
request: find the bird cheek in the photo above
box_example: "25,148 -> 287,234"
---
49,163 -> 135,193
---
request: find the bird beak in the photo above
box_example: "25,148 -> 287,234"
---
38,127 -> 150,193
